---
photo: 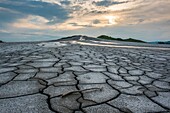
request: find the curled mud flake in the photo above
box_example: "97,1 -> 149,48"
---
62,87 -> 103,98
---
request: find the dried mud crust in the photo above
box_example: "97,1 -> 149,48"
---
0,41 -> 170,113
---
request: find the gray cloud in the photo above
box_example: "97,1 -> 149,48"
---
92,19 -> 101,24
93,0 -> 128,7
0,0 -> 69,25
60,1 -> 71,5
69,23 -> 92,27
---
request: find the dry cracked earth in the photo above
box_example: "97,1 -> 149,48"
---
0,36 -> 170,113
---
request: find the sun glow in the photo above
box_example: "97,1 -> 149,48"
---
105,16 -> 118,25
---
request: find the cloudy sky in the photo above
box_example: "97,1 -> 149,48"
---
0,0 -> 170,42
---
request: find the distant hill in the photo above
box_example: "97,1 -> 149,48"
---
0,40 -> 4,43
149,41 -> 170,45
157,41 -> 170,44
97,35 -> 146,43
50,35 -> 169,45
57,35 -> 102,41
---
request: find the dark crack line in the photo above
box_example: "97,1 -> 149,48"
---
73,71 -> 86,113
0,92 -> 39,100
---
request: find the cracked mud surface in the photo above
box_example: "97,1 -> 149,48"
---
0,37 -> 170,113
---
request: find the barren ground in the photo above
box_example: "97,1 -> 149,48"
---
0,36 -> 170,113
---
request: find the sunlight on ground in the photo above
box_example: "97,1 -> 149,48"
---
38,42 -> 67,47
70,41 -> 170,50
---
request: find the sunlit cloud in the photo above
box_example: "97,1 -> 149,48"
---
11,15 -> 55,30
0,0 -> 170,41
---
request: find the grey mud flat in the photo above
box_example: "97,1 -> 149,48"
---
0,36 -> 170,113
